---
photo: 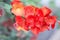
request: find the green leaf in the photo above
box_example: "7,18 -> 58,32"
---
21,0 -> 42,7
0,2 -> 11,13
0,35 -> 9,40
0,0 -> 3,2
10,29 -> 17,37
32,0 -> 41,3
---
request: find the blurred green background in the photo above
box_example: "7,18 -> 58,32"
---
0,0 -> 60,40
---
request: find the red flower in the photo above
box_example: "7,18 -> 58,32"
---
31,26 -> 41,35
44,16 -> 56,29
41,7 -> 51,16
15,16 -> 24,27
0,8 -> 3,16
24,6 -> 35,18
35,8 -> 43,17
15,16 -> 29,31
11,0 -> 24,16
11,0 -> 57,35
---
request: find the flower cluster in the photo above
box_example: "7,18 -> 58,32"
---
11,0 -> 57,35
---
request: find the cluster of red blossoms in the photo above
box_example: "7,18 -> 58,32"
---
11,0 -> 57,35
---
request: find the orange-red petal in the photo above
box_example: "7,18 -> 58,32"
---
41,7 -> 51,16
